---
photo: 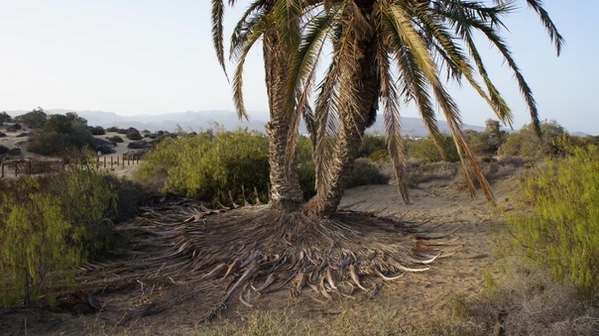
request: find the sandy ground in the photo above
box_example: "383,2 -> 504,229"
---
0,169 -> 522,335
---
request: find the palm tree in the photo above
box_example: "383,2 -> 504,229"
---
79,0 -> 562,321
291,0 -> 563,216
212,0 -> 318,211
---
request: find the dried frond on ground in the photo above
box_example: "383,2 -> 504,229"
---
78,200 -> 457,322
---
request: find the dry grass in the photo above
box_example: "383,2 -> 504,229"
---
436,264 -> 599,336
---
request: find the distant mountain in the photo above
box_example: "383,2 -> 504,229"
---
5,109 -> 485,136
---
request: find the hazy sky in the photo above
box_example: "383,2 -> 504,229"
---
0,1 -> 596,134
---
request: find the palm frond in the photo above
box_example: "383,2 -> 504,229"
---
382,3 -> 446,158
231,17 -> 270,120
211,0 -> 227,76
375,29 -> 409,204
390,3 -> 493,200
230,2 -> 268,61
525,0 -> 564,55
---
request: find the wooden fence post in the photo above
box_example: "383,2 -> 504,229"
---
1,162 -> 4,179
28,161 -> 32,175
15,162 -> 18,176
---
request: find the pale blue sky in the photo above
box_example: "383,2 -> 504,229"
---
0,1 -> 596,134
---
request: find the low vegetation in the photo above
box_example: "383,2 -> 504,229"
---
2,116 -> 599,335
0,165 -> 142,308
503,145 -> 599,302
135,129 -> 390,205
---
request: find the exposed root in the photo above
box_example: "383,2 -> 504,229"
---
78,201 -> 457,322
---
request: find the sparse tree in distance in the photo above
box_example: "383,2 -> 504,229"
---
15,107 -> 48,129
0,111 -> 12,124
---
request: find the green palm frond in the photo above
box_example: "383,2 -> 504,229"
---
376,33 -> 409,204
231,17 -> 271,120
525,0 -> 564,55
211,0 -> 227,76
465,17 -> 541,136
382,3 -> 447,158
418,5 -> 513,125
390,3 -> 494,200
313,60 -> 341,191
230,2 -> 268,61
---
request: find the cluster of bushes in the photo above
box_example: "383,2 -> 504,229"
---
503,145 -> 599,302
135,129 -> 270,205
357,119 -> 599,164
27,112 -> 97,157
0,111 -> 12,125
135,129 -> 390,205
0,167 -> 125,307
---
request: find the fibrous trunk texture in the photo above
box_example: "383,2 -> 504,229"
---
305,25 -> 379,217
263,27 -> 304,211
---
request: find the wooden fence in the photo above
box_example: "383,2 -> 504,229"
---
0,155 -> 142,179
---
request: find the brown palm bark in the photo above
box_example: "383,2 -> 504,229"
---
263,27 -> 304,211
304,28 -> 379,217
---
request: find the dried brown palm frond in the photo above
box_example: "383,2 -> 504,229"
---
78,201 -> 458,322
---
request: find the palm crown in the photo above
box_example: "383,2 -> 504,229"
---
212,0 -> 562,211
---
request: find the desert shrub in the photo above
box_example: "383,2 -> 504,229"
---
0,145 -> 8,155
504,145 -> 599,302
126,130 -> 143,140
430,265 -> 599,336
127,141 -> 150,149
0,168 -> 119,307
15,107 -> 47,129
358,134 -> 387,158
106,126 -> 119,132
0,111 -> 12,123
369,148 -> 388,162
90,126 -> 106,135
27,113 -> 95,157
0,131 -> 6,137
345,158 -> 390,188
7,123 -> 22,132
8,148 -> 21,156
498,120 -> 568,158
464,119 -> 508,156
107,135 -> 124,144
408,135 -> 459,162
135,129 -> 270,205
297,160 -> 316,200
406,161 -> 459,187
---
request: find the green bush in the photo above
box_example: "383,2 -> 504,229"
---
368,149 -> 388,163
345,158 -> 390,188
0,168 -> 120,307
358,134 -> 386,158
135,129 -> 270,205
90,126 -> 106,135
297,160 -> 316,200
27,113 -> 95,157
0,111 -> 12,123
15,107 -> 47,129
504,145 -> 599,302
498,120 -> 568,158
408,135 -> 460,162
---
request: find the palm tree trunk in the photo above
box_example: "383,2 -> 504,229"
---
263,29 -> 304,211
304,39 -> 379,217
